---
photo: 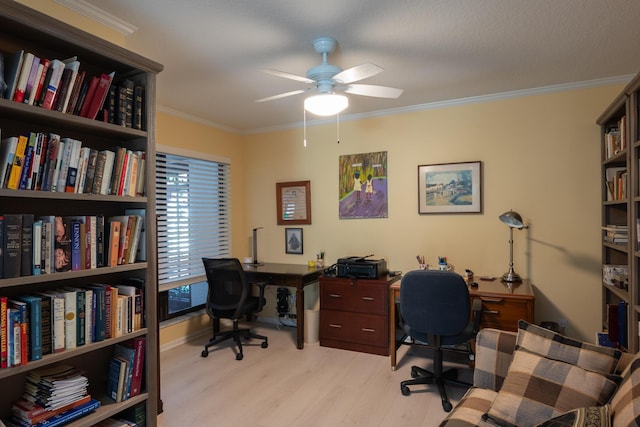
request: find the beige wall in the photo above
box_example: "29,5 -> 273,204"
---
243,85 -> 622,342
28,0 -> 624,343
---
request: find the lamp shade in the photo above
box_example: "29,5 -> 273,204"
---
499,210 -> 524,229
304,93 -> 348,116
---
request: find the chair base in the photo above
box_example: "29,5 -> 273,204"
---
201,321 -> 268,360
400,348 -> 471,412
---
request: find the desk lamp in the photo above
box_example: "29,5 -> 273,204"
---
499,210 -> 527,282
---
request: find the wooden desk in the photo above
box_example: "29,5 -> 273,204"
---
389,278 -> 535,370
243,262 -> 323,349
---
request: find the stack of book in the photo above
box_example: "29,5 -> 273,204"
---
603,264 -> 629,290
602,224 -> 628,245
3,364 -> 100,426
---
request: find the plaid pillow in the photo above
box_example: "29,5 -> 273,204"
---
534,405 -> 610,427
516,320 -> 621,375
610,356 -> 640,427
484,350 -> 619,427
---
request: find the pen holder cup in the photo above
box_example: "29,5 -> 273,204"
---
316,258 -> 324,268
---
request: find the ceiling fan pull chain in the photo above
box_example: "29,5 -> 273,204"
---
303,108 -> 307,147
337,112 -> 340,144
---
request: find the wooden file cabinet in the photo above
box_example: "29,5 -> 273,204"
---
319,275 -> 400,355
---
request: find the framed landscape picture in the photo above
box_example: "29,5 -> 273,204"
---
418,161 -> 482,214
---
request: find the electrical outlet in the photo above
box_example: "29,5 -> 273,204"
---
558,319 -> 568,333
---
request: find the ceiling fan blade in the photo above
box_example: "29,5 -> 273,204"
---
255,89 -> 307,103
333,63 -> 383,84
343,84 -> 403,99
262,69 -> 315,84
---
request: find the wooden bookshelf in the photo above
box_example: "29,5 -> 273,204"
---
598,72 -> 640,353
0,1 -> 162,426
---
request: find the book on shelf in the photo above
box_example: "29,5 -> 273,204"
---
17,132 -> 37,190
20,214 -> 34,277
12,52 -> 34,103
113,341 -> 136,399
4,213 -> 23,279
0,214 -> 4,278
133,85 -> 144,130
8,299 -> 27,366
53,216 -> 71,273
125,209 -> 146,262
16,295 -> 42,362
65,69 -> 85,115
22,55 -> 41,106
30,58 -> 51,107
0,136 -> 18,189
4,398 -> 100,427
33,219 -> 42,275
40,59 -> 65,110
35,292 -> 52,356
1,296 -> 7,368
83,71 -> 115,120
11,394 -> 91,426
6,134 -> 28,190
107,355 -> 129,402
57,289 -> 76,350
4,50 -> 24,101
36,291 -> 65,354
602,264 -> 628,289
605,167 -> 627,201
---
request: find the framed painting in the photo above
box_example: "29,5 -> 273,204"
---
418,161 -> 482,214
276,181 -> 311,225
338,151 -> 388,219
285,228 -> 303,254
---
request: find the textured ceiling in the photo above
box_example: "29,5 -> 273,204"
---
77,0 -> 640,133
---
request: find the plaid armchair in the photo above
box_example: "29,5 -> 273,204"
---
440,322 -> 640,427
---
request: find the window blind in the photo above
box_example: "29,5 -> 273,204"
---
156,152 -> 231,292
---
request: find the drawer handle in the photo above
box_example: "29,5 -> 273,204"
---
329,294 -> 342,298
481,298 -> 504,303
362,328 -> 376,333
483,310 -> 500,315
329,324 -> 342,328
361,296 -> 375,301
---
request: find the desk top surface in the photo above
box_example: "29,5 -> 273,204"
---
242,262 -> 324,277
391,276 -> 534,299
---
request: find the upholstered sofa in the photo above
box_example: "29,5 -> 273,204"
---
440,321 -> 639,427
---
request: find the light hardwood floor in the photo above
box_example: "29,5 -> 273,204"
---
157,323 -> 473,426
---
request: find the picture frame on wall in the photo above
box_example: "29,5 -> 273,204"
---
418,161 -> 482,214
285,227 -> 303,254
276,181 -> 311,225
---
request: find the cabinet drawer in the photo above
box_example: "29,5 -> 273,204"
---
477,297 -> 532,331
320,279 -> 387,314
320,310 -> 388,347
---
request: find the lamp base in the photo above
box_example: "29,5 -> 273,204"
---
502,269 -> 522,283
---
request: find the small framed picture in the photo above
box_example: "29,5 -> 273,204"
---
285,228 -> 303,254
418,161 -> 482,214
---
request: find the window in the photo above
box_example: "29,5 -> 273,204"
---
156,150 -> 231,320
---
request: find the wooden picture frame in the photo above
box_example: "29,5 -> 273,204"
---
276,180 -> 311,225
418,161 -> 482,214
285,228 -> 303,254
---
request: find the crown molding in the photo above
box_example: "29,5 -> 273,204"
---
54,0 -> 137,36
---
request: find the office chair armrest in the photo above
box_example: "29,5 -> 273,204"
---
471,297 -> 483,334
254,281 -> 268,310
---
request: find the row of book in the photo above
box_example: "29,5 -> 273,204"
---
604,166 -> 627,201
599,301 -> 629,350
0,131 -> 147,197
602,224 -> 628,245
604,117 -> 626,159
107,338 -> 146,403
0,280 -> 145,368
1,50 -> 145,129
0,212 -> 146,280
2,363 -> 100,427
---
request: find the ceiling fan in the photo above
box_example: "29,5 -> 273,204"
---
256,37 -> 403,115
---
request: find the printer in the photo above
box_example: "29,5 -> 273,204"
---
336,255 -> 388,279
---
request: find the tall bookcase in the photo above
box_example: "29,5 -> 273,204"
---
0,2 -> 162,426
598,72 -> 640,353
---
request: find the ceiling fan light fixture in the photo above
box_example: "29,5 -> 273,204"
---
304,93 -> 348,116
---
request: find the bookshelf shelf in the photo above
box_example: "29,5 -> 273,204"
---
598,71 -> 640,353
0,1 -> 162,426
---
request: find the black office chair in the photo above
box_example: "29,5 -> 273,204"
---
200,258 -> 268,360
399,270 -> 480,412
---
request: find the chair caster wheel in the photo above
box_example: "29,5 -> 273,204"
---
261,341 -> 268,348
411,367 -> 419,378
236,353 -> 243,360
201,350 -> 208,358
401,385 -> 411,396
442,401 -> 453,412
